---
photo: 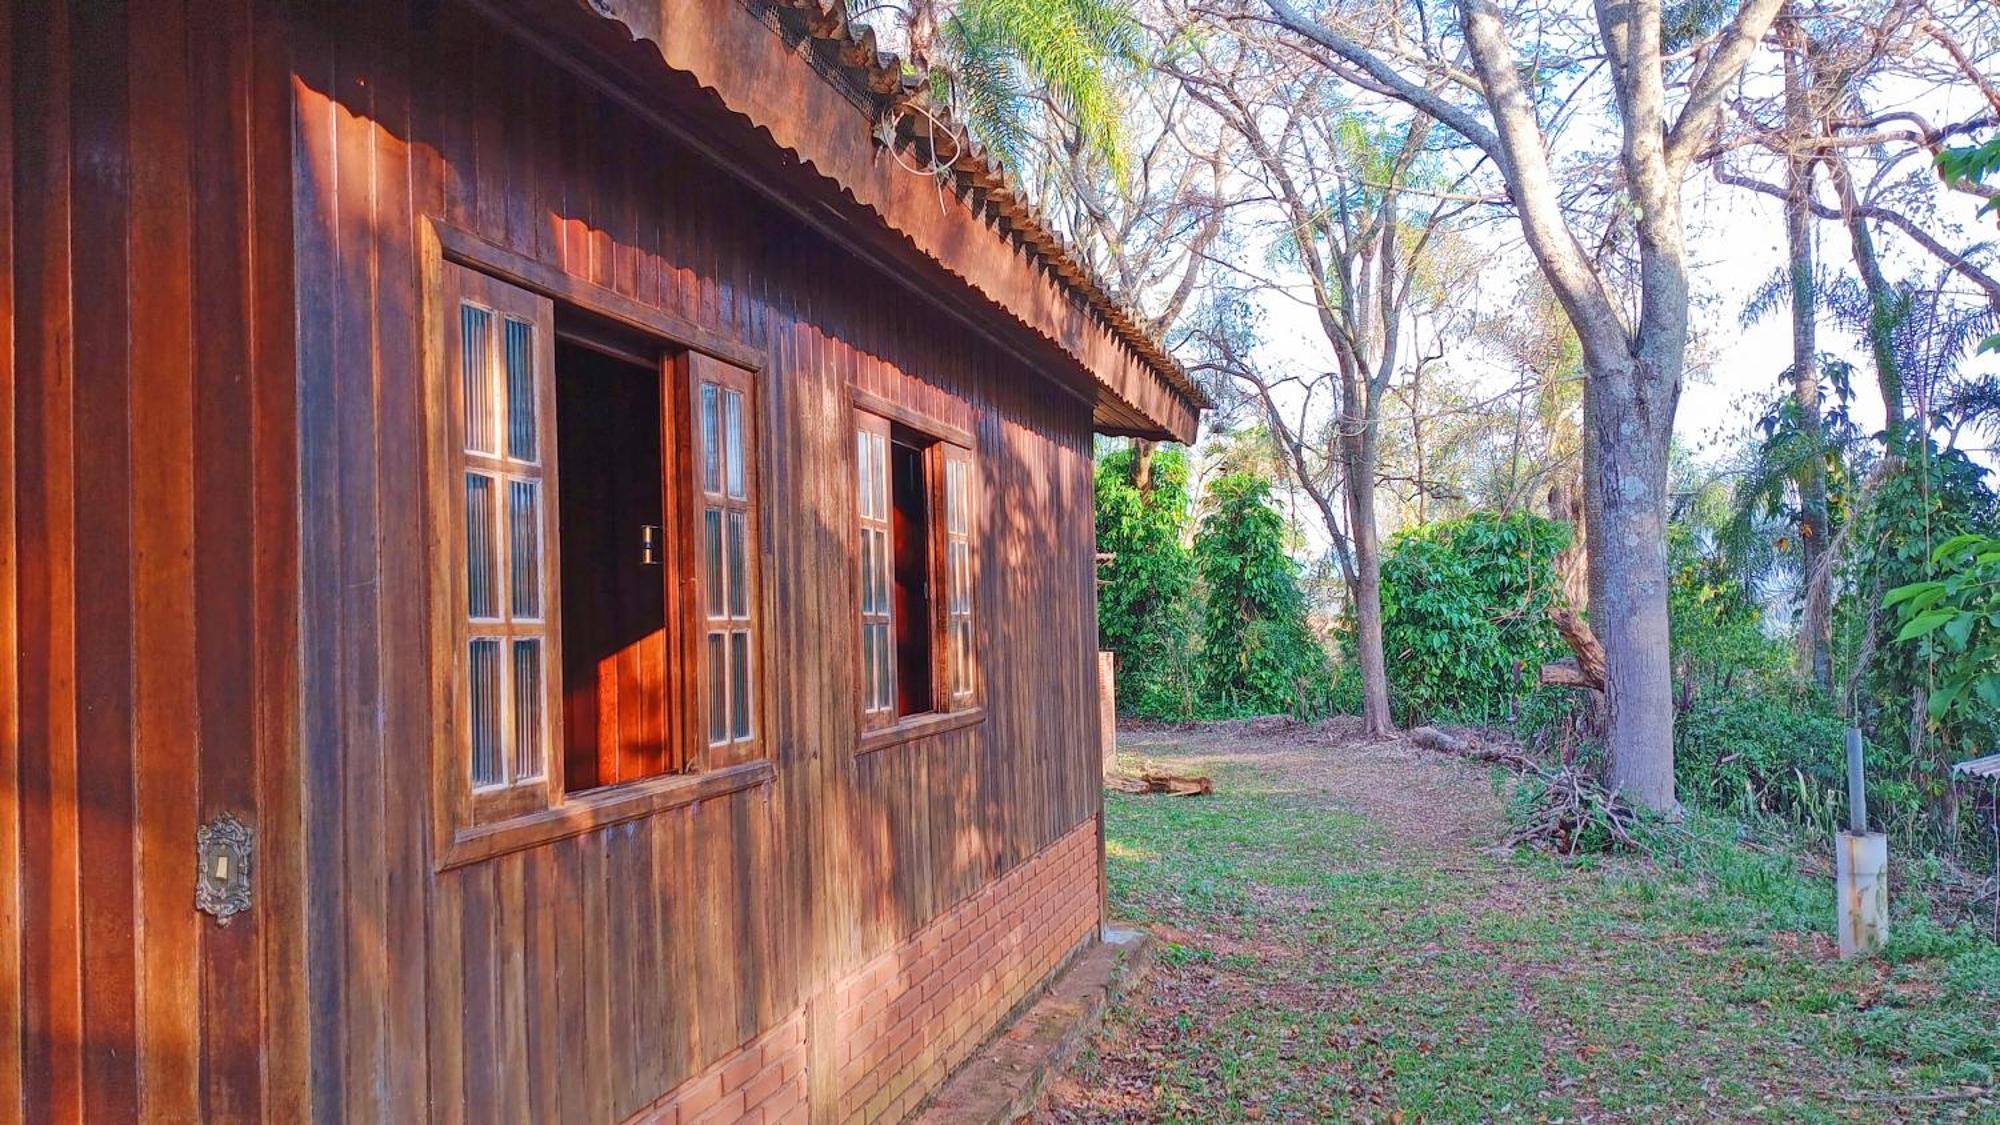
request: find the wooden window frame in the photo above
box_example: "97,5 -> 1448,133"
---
686,353 -> 765,768
421,220 -> 773,871
849,388 -> 985,755
438,262 -> 564,827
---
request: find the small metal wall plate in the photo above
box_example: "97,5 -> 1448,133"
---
196,812 -> 254,924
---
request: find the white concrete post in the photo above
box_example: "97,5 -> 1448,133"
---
1836,830 -> 1889,958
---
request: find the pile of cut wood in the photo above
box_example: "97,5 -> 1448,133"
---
1406,724 -> 1643,855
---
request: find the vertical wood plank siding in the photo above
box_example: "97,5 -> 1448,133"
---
292,3 -> 1100,1116
3,0 -> 1104,1117
1,0 -> 304,1119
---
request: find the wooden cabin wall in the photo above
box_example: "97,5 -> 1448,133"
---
289,0 -> 1104,1120
0,0 -> 308,1120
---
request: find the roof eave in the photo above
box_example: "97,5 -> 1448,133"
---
574,0 -> 1204,443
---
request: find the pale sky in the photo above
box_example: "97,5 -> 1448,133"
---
1232,87 -> 1998,507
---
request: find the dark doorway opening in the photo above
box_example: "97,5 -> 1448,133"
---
890,432 -> 935,716
555,339 -> 671,791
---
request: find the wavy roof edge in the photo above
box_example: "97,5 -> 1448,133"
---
747,0 -> 1211,414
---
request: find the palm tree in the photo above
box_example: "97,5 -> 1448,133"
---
850,0 -> 1141,176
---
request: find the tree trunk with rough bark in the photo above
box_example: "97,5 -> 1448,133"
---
1133,439 -> 1156,494
1583,361 -> 1678,810
1346,418 -> 1395,736
1781,13 -> 1834,693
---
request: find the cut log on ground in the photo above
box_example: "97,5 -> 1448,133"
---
1106,770 -> 1213,796
1407,726 -> 1539,772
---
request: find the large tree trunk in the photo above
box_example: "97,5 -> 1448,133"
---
1132,438 -> 1157,493
1346,423 -> 1394,736
1783,21 -> 1833,692
1584,362 -> 1678,812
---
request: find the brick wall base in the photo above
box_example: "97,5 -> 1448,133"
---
622,818 -> 1101,1125
832,818 -> 1101,1123
626,1012 -> 809,1124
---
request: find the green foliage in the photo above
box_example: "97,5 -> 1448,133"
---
932,0 -> 1142,176
1937,132 -> 2000,397
1842,436 -> 1998,834
1885,531 -> 2000,735
1938,132 -> 2000,224
1669,524 -> 1789,698
1094,445 -> 1200,719
1379,512 -> 1570,725
1192,473 -> 1334,718
1673,691 -> 1848,827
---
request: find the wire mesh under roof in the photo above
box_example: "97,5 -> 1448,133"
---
1951,753 -> 2000,780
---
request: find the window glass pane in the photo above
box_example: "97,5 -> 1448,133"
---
950,622 -> 963,696
461,304 -> 495,454
862,624 -> 877,710
727,510 -> 747,618
884,616 -> 900,704
465,473 -> 498,619
873,434 -> 888,519
512,639 -> 543,780
704,508 -> 724,618
508,479 -> 541,619
856,431 -> 872,520
701,384 -> 721,494
860,526 -> 875,615
945,460 -> 961,533
961,622 -> 973,694
873,529 -> 891,617
730,631 -> 751,738
707,632 -> 727,744
724,389 -> 745,500
503,318 -> 537,462
469,638 -> 502,787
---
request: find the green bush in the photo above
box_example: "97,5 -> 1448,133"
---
1841,439 -> 1998,836
1380,511 -> 1571,725
1095,445 -> 1201,720
1669,523 -> 1789,698
1673,691 -> 1848,828
1192,472 -> 1334,718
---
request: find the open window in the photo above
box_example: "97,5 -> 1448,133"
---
854,400 -> 980,745
432,257 -> 765,839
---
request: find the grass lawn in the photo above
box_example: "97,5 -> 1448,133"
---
1041,720 -> 2000,1123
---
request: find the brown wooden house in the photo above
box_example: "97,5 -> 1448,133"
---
0,0 -> 1203,1120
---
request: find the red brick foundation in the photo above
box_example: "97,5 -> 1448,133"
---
622,818 -> 1100,1125
626,1012 -> 809,1125
832,818 -> 1102,1122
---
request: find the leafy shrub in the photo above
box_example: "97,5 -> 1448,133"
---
1192,472 -> 1334,718
1885,531 -> 2000,736
1379,511 -> 1571,725
1841,440 -> 1998,834
1669,523 -> 1789,698
1673,691 -> 1849,827
1095,445 -> 1201,719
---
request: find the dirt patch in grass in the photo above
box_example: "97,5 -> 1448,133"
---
1040,720 -> 2000,1123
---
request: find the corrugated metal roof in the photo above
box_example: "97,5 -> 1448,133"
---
1951,753 -> 2000,780
732,0 -> 1212,413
